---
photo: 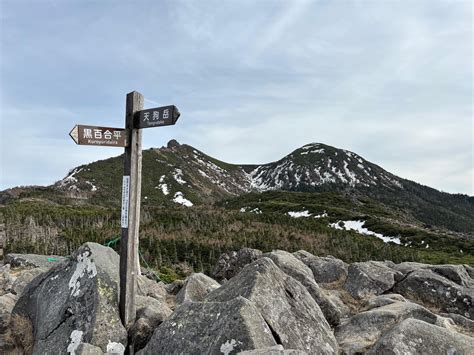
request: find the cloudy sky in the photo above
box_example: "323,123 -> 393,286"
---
1,0 -> 472,195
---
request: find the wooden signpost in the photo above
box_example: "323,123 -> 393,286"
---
0,224 -> 5,262
119,91 -> 143,330
69,91 -> 180,330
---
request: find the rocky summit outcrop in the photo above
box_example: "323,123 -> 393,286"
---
1,245 -> 474,354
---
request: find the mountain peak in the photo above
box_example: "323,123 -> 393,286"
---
167,139 -> 181,149
247,142 -> 403,191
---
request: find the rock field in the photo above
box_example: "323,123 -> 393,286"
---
0,244 -> 473,354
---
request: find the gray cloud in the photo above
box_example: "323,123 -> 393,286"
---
1,0 -> 472,195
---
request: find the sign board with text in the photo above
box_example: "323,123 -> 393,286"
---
69,125 -> 128,147
135,105 -> 180,129
121,176 -> 130,228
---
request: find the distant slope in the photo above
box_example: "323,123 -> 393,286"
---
35,139 -> 251,206
1,139 -> 473,236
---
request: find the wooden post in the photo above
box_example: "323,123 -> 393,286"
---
0,224 -> 5,262
119,91 -> 143,329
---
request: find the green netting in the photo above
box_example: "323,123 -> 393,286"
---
104,236 -> 164,283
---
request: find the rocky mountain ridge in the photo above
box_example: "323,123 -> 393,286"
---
1,243 -> 473,354
2,139 -> 472,236
53,140 -> 405,198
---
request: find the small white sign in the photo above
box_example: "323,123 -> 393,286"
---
121,176 -> 130,228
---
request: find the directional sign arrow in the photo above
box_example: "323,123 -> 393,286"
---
69,125 -> 129,147
69,125 -> 80,144
135,105 -> 180,129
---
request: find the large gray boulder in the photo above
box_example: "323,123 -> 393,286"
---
76,343 -> 104,354
262,251 -> 314,282
139,297 -> 277,355
176,272 -> 220,305
465,265 -> 474,279
293,251 -> 348,285
211,248 -> 262,282
263,250 -> 349,326
129,295 -> 173,351
0,264 -> 48,353
367,318 -> 474,354
11,267 -> 48,297
335,300 -> 439,354
393,268 -> 474,319
0,292 -> 17,352
6,253 -> 67,269
207,258 -> 339,354
1,262 -> 49,298
12,243 -> 127,354
344,261 -> 403,299
440,312 -> 474,334
165,279 -> 185,295
0,264 -> 14,295
135,295 -> 173,324
391,261 -> 430,275
430,264 -> 474,288
137,275 -> 168,303
361,294 -> 408,311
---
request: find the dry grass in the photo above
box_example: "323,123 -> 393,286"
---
8,314 -> 34,355
320,277 -> 347,290
335,289 -> 365,314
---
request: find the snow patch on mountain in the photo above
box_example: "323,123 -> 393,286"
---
301,143 -> 320,150
330,220 -> 401,244
300,148 -> 324,156
157,175 -> 169,195
288,210 -> 311,218
57,167 -> 83,190
193,155 -> 249,194
247,166 -> 272,192
239,206 -> 262,214
193,154 -> 225,174
198,169 -> 209,178
85,181 -> 98,191
173,192 -> 193,207
287,210 -> 328,218
172,168 -> 186,185
343,161 -> 359,187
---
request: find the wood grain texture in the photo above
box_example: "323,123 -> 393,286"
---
119,91 -> 144,328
